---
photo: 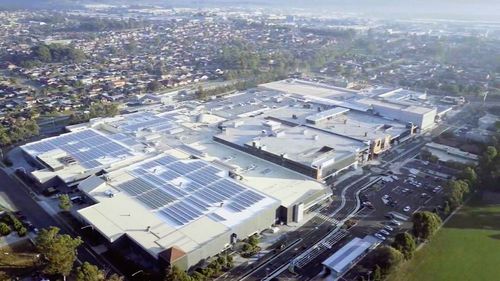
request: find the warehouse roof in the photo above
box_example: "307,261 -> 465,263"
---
259,79 -> 357,100
78,150 -> 279,257
217,116 -> 367,167
191,141 -> 331,208
322,236 -> 379,275
21,128 -> 137,169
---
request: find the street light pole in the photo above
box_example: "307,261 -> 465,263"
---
131,270 -> 143,277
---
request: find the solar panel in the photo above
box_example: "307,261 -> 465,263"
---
226,201 -> 246,212
207,213 -> 226,222
182,181 -> 204,192
136,189 -> 176,209
214,179 -> 246,195
158,170 -> 180,181
22,129 -> 135,170
160,210 -> 189,226
193,188 -> 226,204
168,161 -> 195,175
119,178 -> 156,196
154,155 -> 178,166
184,161 -> 208,171
160,182 -> 188,198
188,168 -> 222,186
184,195 -> 210,211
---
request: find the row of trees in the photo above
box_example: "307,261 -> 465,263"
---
366,139 -> 498,280
0,118 -> 39,147
477,146 -> 499,191
163,235 -> 257,281
366,211 -> 442,280
0,213 -> 27,237
8,43 -> 86,68
34,226 -> 122,281
69,102 -> 120,124
73,18 -> 146,32
164,254 -> 234,281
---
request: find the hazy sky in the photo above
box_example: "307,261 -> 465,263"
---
0,0 -> 499,20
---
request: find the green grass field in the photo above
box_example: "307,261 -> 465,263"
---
387,196 -> 500,281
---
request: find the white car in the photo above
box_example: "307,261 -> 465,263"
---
390,220 -> 402,226
403,206 -> 411,212
374,233 -> 386,240
380,229 -> 390,236
384,225 -> 394,232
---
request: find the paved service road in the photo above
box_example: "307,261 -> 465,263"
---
0,169 -> 116,274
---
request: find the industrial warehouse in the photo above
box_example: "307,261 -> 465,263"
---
19,79 -> 449,270
77,151 -> 279,269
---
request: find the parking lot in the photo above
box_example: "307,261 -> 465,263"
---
349,159 -> 455,244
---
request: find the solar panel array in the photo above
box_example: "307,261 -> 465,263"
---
114,111 -> 179,134
22,129 -> 134,169
116,155 -> 268,227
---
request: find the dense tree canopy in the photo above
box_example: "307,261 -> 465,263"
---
58,194 -> 72,212
412,211 -> 442,240
391,232 -> 416,260
444,180 -> 470,209
478,146 -> 500,191
0,119 -> 39,147
35,227 -> 83,277
164,265 -> 192,281
370,246 -> 404,276
459,167 -> 477,187
76,262 -> 105,281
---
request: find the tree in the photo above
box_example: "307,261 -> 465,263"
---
242,243 -> 252,252
35,227 -> 83,278
164,265 -> 192,281
106,274 -> 124,281
59,194 -> 73,212
33,45 -> 52,62
0,271 -> 9,281
443,200 -> 451,215
370,246 -> 404,275
207,260 -> 222,276
76,262 -> 105,281
391,232 -> 416,259
196,86 -> 208,100
0,127 -> 11,146
191,271 -> 205,281
0,223 -> 11,236
17,227 -> 27,237
460,167 -> 477,186
444,180 -> 470,209
248,234 -> 259,247
412,211 -> 442,240
483,146 -> 497,164
147,80 -> 162,92
372,265 -> 382,281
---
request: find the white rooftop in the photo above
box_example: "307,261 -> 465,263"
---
78,150 -> 278,257
191,141 -> 330,208
259,79 -> 358,100
322,236 -> 379,274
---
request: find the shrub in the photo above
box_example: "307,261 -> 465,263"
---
0,223 -> 11,236
17,227 -> 27,237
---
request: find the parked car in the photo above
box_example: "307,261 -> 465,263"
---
403,206 -> 411,212
390,219 -> 402,226
43,187 -> 59,196
384,225 -> 394,232
374,233 -> 386,240
380,229 -> 390,236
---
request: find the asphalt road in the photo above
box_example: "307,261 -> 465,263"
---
0,169 -> 116,274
